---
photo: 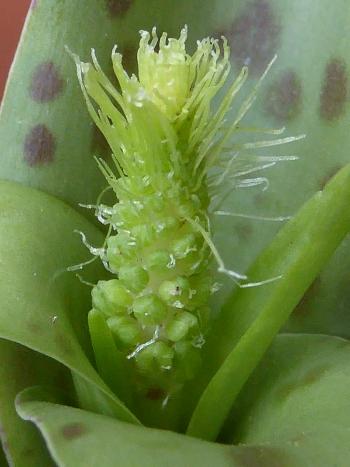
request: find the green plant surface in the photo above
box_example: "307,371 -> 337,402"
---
3,95 -> 347,464
187,163 -> 350,440
1,0 -> 350,465
0,181 -> 138,435
16,388 -> 235,467
16,334 -> 350,467
16,386 -> 296,467
225,334 -> 350,465
213,0 -> 350,339
0,340 -> 60,466
0,0 -> 229,212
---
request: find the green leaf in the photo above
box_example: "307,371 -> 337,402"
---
213,0 -> 350,339
0,180 -> 138,425
0,339 -> 62,466
88,309 -> 132,406
187,163 -> 350,440
225,334 -> 350,466
17,334 -> 350,467
0,0 -> 228,213
16,386 -> 296,467
0,0 -> 112,210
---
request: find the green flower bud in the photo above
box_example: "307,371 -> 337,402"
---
135,341 -> 174,374
107,233 -> 136,259
171,233 -> 197,259
176,200 -> 198,219
158,277 -> 190,307
125,176 -> 153,197
113,202 -> 139,226
144,194 -> 164,213
131,224 -> 155,247
155,216 -> 179,235
133,294 -> 168,326
165,311 -> 198,342
145,250 -> 171,271
107,315 -> 142,348
118,265 -> 149,293
92,279 -> 133,316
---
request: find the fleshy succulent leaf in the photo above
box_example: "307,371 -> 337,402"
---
0,340 -> 61,466
17,334 -> 350,467
16,386 -> 292,467
213,0 -> 350,340
187,163 -> 350,440
0,0 -> 118,211
2,0 -> 350,465
0,180 -> 138,425
225,334 -> 350,466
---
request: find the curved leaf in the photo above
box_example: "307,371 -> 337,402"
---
16,386 -> 296,467
18,333 -> 350,467
0,339 -> 62,466
225,334 -> 350,466
0,180 -> 138,425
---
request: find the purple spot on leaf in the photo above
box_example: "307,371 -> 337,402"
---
61,423 -> 87,440
223,0 -> 281,76
30,62 -> 64,103
24,125 -> 55,166
27,321 -> 42,334
54,332 -> 74,356
278,365 -> 329,400
106,0 -> 133,18
264,70 -> 302,122
235,223 -> 253,240
320,58 -> 348,121
232,445 -> 290,467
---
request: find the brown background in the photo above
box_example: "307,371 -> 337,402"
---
0,0 -> 31,100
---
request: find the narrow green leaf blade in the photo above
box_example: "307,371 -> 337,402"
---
187,164 -> 350,440
87,309 -> 132,407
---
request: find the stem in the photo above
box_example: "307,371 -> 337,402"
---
88,309 -> 132,408
187,163 -> 350,441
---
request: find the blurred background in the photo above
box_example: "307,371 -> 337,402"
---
0,1 -> 30,99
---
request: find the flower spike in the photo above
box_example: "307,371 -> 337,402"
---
73,28 -> 299,399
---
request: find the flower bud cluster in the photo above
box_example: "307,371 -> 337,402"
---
75,27 -> 235,392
